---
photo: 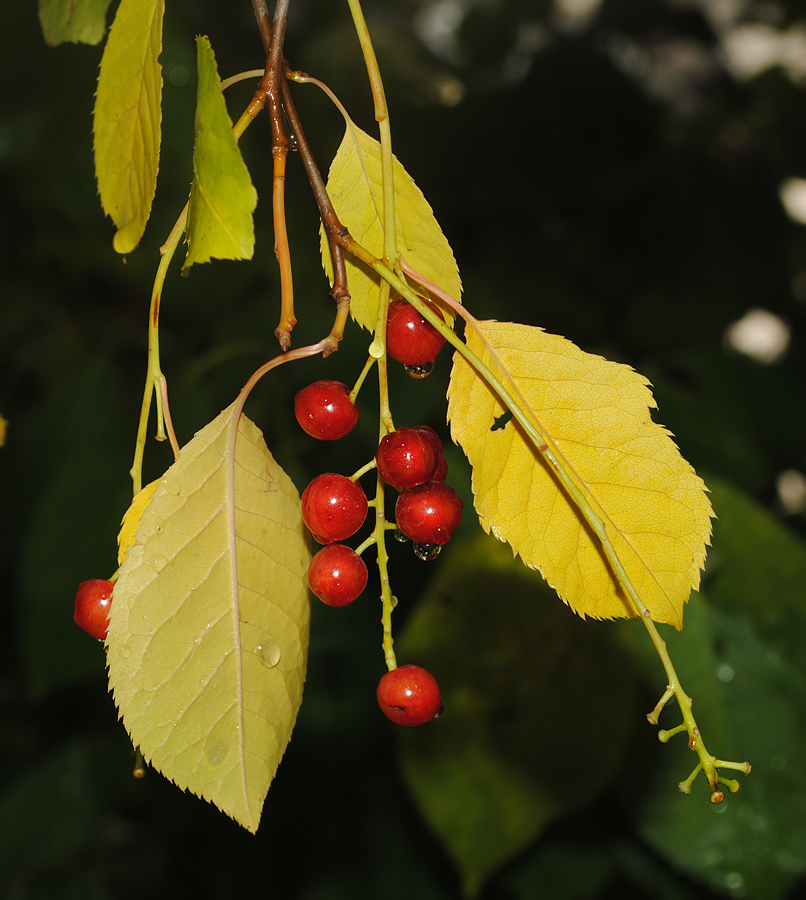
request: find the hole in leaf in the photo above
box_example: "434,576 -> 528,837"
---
491,410 -> 513,431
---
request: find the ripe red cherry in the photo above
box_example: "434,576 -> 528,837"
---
395,481 -> 463,545
376,427 -> 440,491
386,299 -> 446,368
377,664 -> 442,727
308,544 -> 368,607
294,380 -> 359,441
431,454 -> 448,482
74,579 -> 114,641
414,425 -> 443,454
301,473 -> 368,544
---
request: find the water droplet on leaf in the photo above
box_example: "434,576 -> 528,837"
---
256,639 -> 281,668
204,736 -> 229,767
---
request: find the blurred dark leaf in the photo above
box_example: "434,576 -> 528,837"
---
396,536 -> 639,896
0,741 -> 94,890
619,478 -> 806,899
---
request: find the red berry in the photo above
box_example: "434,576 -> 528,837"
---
395,481 -> 463,545
294,380 -> 359,441
377,664 -> 442,727
74,579 -> 114,641
413,425 -> 443,454
308,544 -> 368,607
386,299 -> 446,368
376,427 -> 440,491
301,473 -> 368,544
431,454 -> 448,482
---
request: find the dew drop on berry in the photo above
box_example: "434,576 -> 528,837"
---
413,542 -> 441,561
405,362 -> 434,379
394,529 -> 410,543
256,638 -> 282,668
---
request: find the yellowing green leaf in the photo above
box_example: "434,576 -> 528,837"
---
93,0 -> 164,254
107,404 -> 311,832
184,36 -> 257,271
320,121 -> 461,331
39,0 -> 114,45
447,321 -> 713,628
117,478 -> 161,566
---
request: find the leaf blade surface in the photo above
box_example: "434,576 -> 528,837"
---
447,321 -> 712,627
38,0 -> 114,45
321,122 -> 461,330
184,36 -> 257,271
93,0 -> 164,254
108,404 -> 310,831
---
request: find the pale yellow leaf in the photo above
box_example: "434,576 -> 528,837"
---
447,321 -> 713,628
320,122 -> 461,330
117,478 -> 160,566
107,404 -> 311,831
93,0 -> 164,254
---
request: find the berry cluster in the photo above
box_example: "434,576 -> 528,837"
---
375,426 -> 463,559
291,298 -> 455,726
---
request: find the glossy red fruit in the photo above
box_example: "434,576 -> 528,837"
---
386,299 -> 446,368
74,578 -> 114,641
414,425 -> 443,454
431,454 -> 448,482
294,380 -> 359,441
377,664 -> 442,727
301,473 -> 368,544
376,427 -> 440,491
395,481 -> 463,545
308,544 -> 368,607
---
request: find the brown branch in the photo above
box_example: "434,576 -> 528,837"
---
251,0 -> 272,53
281,72 -> 352,354
258,0 -> 296,350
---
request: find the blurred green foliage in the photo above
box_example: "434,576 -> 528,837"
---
2,0 -> 805,897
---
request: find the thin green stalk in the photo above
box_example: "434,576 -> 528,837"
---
345,0 -> 396,264
130,85 -> 266,495
129,207 -> 187,494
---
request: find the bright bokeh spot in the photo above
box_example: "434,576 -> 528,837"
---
777,470 -> 806,514
780,178 -> 806,224
724,308 -> 790,363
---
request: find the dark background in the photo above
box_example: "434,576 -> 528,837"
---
2,0 -> 805,898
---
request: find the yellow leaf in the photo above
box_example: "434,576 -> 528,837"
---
447,321 -> 713,628
117,478 -> 161,566
184,36 -> 257,271
93,0 -> 164,254
321,121 -> 461,331
107,404 -> 311,831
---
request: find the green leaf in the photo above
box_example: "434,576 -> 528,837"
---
184,36 -> 257,272
624,594 -> 806,900
93,0 -> 164,254
38,0 -> 114,46
705,474 -> 806,622
396,536 -> 638,896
